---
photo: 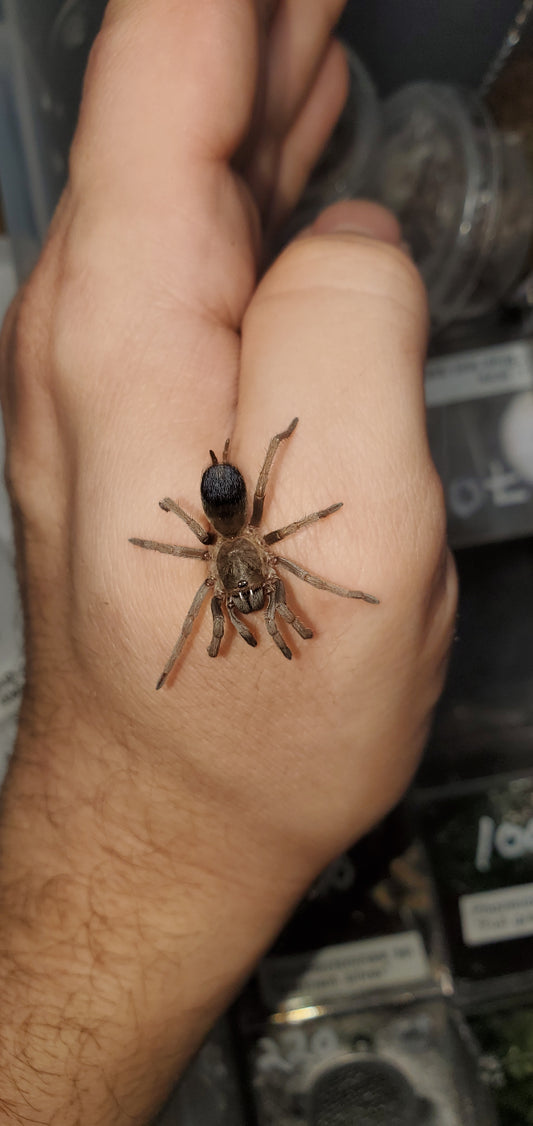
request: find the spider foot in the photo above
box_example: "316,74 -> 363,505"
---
265,589 -> 293,659
273,578 -> 313,640
277,557 -> 379,603
227,601 -> 258,648
268,627 -> 292,660
207,596 -> 224,658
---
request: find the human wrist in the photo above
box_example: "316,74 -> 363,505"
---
0,719 -> 304,1123
2,706 -> 305,919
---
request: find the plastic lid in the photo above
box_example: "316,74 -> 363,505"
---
372,82 -> 533,324
283,45 -> 381,237
307,1055 -> 419,1125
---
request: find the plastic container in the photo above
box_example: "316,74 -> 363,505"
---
243,1000 -> 497,1126
371,82 -> 533,326
282,45 -> 380,237
0,0 -> 107,279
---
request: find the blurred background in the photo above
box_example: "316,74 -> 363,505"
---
2,2 -> 533,1123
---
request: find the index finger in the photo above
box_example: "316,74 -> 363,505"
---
70,0 -> 259,206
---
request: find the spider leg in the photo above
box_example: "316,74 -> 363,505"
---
250,418 -> 298,526
276,556 -> 380,604
264,503 -> 342,545
207,596 -> 225,658
159,497 -> 213,544
129,538 -> 208,559
265,590 -> 292,660
156,579 -> 212,690
227,601 -> 257,647
273,578 -> 313,639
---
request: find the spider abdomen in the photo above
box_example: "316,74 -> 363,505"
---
201,463 -> 247,535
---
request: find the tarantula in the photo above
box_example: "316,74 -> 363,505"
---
130,418 -> 379,689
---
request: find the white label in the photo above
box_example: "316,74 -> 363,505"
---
460,882 -> 533,946
259,931 -> 430,1010
425,342 -> 533,407
475,815 -> 533,872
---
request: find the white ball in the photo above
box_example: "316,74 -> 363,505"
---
500,391 -> 533,485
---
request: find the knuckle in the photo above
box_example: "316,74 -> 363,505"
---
383,462 -> 448,595
0,261 -> 66,520
2,276 -> 45,385
267,233 -> 428,327
67,13 -> 136,186
377,465 -> 456,698
411,464 -> 449,574
67,26 -> 112,181
0,272 -> 49,441
77,17 -> 124,97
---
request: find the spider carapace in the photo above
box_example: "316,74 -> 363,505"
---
130,418 -> 379,689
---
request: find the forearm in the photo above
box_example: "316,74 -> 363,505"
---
0,0 -> 456,1119
0,720 -> 298,1125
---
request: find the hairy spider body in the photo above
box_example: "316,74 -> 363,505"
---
214,533 -> 271,611
130,418 -> 379,689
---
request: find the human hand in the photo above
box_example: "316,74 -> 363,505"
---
0,1 -> 456,1122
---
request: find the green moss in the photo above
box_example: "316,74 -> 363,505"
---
470,1008 -> 533,1125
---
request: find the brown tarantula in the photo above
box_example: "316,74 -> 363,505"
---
130,418 -> 379,689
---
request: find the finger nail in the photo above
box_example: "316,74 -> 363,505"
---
311,200 -> 402,247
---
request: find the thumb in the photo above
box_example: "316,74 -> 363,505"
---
235,199 -> 434,592
231,199 -> 453,826
305,198 -> 404,244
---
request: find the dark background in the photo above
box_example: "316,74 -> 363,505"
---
339,0 -> 521,93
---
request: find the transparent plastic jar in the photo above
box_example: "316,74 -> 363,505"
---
0,0 -> 107,279
283,44 -> 380,237
371,82 -> 533,326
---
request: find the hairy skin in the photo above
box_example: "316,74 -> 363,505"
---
0,1 -> 456,1124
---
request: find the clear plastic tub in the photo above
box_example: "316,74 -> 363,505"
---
371,82 -> 533,326
282,44 -> 381,237
0,0 -> 107,279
